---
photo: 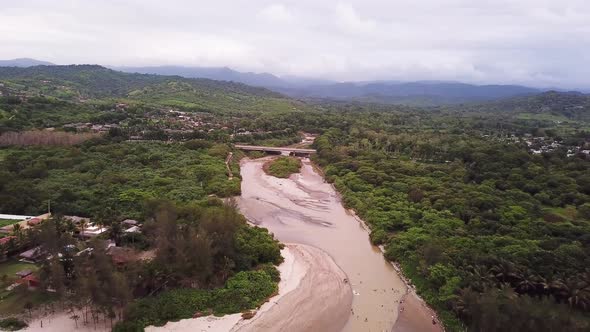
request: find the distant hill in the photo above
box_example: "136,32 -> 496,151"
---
274,81 -> 543,106
116,65 -> 544,105
0,65 -> 306,113
0,58 -> 55,67
116,65 -> 288,88
116,65 -> 336,89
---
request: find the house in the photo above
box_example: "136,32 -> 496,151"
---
64,215 -> 90,225
15,269 -> 33,278
0,236 -> 17,246
124,226 -> 141,233
121,219 -> 139,227
80,224 -> 107,238
20,274 -> 40,290
0,225 -> 15,234
27,218 -> 42,226
19,246 -> 45,262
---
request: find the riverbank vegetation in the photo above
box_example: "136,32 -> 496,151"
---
265,156 -> 302,178
314,126 -> 590,331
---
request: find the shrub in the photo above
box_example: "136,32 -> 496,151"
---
0,318 -> 28,331
265,157 -> 301,178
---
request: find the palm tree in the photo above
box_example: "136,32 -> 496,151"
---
109,222 -> 123,245
490,259 -> 521,284
466,264 -> 494,291
24,301 -> 33,319
12,223 -> 23,243
516,270 -> 541,295
559,277 -> 590,310
79,220 -> 88,238
64,219 -> 76,234
70,314 -> 80,328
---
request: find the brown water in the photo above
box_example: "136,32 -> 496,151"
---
237,157 -> 407,332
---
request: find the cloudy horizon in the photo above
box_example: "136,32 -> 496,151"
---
1,0 -> 589,89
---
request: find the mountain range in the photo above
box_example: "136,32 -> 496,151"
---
0,58 -> 580,105
107,66 -> 552,105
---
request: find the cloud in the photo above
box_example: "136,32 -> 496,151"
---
259,4 -> 293,23
334,3 -> 376,34
0,0 -> 589,89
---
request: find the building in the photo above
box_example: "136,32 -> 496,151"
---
122,219 -> 139,226
0,236 -> 17,246
80,224 -> 107,238
19,246 -> 45,262
20,274 -> 40,290
64,215 -> 91,225
27,218 -> 43,226
0,225 -> 16,234
15,269 -> 33,278
124,226 -> 141,233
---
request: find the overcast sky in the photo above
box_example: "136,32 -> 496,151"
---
1,0 -> 589,88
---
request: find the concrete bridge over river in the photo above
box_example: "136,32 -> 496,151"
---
234,144 -> 316,157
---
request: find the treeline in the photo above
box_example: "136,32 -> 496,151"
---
314,127 -> 590,331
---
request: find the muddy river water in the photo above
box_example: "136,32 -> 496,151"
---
237,157 -> 410,332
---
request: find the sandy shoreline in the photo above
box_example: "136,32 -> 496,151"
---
147,243 -> 352,332
23,310 -> 111,332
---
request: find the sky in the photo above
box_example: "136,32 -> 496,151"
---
1,0 -> 589,88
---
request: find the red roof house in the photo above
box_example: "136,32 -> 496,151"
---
20,274 -> 40,290
27,218 -> 42,226
0,236 -> 17,246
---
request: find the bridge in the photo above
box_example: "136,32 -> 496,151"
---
234,144 -> 316,157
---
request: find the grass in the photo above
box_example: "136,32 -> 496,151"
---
264,157 -> 302,178
0,260 -> 45,316
0,220 -> 20,228
0,261 -> 38,278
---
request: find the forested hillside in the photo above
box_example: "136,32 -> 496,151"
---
0,65 -> 305,113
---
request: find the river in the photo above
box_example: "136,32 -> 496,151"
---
237,156 -> 441,332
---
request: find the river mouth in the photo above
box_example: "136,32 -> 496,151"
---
237,156 -> 407,332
